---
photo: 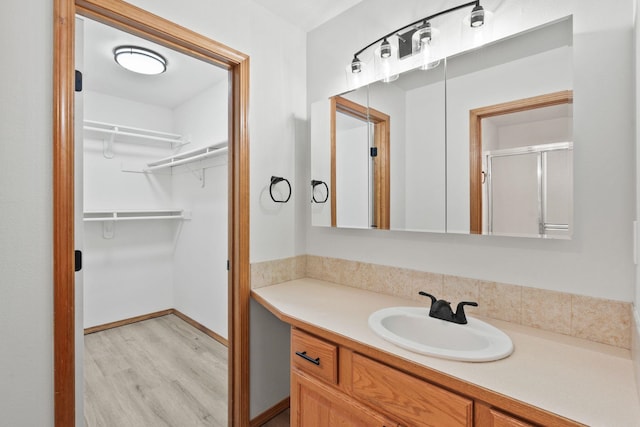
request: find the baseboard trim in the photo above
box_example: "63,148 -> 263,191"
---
172,309 -> 229,347
249,397 -> 290,427
84,309 -> 173,335
84,309 -> 229,348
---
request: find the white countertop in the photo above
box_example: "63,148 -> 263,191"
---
252,278 -> 640,427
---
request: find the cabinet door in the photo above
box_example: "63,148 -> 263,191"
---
292,372 -> 397,427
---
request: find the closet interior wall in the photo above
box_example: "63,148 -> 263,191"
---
82,80 -> 229,339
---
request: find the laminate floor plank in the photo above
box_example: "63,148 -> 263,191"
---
84,314 -> 228,427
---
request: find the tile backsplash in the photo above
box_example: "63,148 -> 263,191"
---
251,255 -> 632,349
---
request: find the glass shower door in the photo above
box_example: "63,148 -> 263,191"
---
486,143 -> 572,238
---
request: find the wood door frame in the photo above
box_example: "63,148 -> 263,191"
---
330,95 -> 390,229
469,90 -> 573,234
53,1 -> 251,425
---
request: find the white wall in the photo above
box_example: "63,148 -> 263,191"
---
0,0 -> 306,423
172,81 -> 229,338
246,3 -> 306,415
0,1 -> 54,425
82,91 -> 176,328
120,0 -> 307,417
404,77 -> 446,232
83,82 -> 230,336
118,0 -> 308,260
336,123 -> 370,227
310,99 -> 331,226
307,0 -> 636,302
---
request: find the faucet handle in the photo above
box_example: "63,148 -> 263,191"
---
418,291 -> 437,305
454,301 -> 478,324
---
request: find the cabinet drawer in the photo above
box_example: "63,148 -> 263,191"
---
351,353 -> 473,427
291,328 -> 338,384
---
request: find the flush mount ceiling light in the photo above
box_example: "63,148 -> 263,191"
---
349,0 -> 487,80
113,46 -> 167,75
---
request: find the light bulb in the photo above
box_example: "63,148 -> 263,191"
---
351,56 -> 362,74
380,39 -> 392,59
470,4 -> 485,28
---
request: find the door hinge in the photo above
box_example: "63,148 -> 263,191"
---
75,70 -> 83,92
74,250 -> 82,272
370,147 -> 378,157
226,260 -> 230,271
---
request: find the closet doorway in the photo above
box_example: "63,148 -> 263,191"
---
53,1 -> 250,426
79,15 -> 230,425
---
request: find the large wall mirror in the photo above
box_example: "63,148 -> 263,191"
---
310,17 -> 573,239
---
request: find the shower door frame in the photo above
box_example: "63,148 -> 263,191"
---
53,0 -> 251,425
469,90 -> 573,234
485,142 -> 573,236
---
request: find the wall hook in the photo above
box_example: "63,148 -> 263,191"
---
270,176 -> 291,203
311,180 -> 329,203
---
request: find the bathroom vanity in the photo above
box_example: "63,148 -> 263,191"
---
252,279 -> 640,426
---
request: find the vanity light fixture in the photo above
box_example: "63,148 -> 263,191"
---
470,4 -> 485,28
413,21 -> 433,45
113,45 -> 167,75
380,38 -> 392,58
351,55 -> 363,73
349,0 -> 486,78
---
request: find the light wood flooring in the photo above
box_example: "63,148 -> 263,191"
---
84,314 -> 228,427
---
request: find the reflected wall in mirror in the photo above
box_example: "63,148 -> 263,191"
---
470,91 -> 573,238
446,18 -> 573,238
310,63 -> 446,232
366,63 -> 446,232
332,96 -> 390,229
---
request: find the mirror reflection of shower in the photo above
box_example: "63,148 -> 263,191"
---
481,102 -> 573,238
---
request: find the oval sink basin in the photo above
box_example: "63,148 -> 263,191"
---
368,306 -> 513,362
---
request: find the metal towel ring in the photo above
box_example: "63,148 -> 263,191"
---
311,180 -> 329,203
269,176 -> 291,203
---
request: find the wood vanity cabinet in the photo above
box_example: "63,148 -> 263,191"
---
291,327 -> 471,426
290,327 -> 570,427
292,372 -> 399,426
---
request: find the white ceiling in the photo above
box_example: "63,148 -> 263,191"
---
81,1 -> 361,108
253,0 -> 364,31
81,17 -> 228,109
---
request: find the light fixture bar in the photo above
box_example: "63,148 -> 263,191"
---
352,0 -> 483,61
